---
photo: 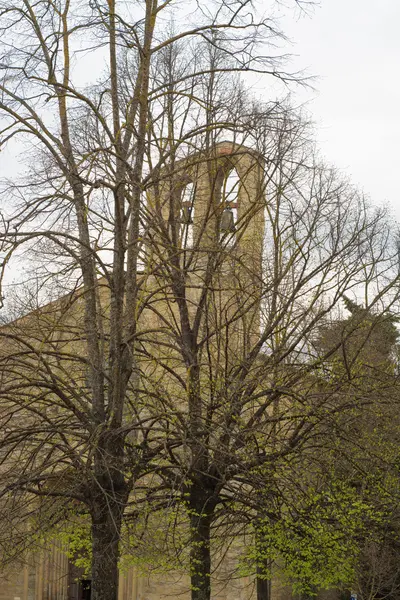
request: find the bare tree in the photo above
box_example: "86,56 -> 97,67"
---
118,103 -> 400,600
0,1 -> 320,600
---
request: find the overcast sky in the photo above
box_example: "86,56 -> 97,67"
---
1,0 -> 398,218
278,0 -> 399,218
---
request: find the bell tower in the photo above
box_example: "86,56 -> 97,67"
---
190,142 -> 265,355
147,141 -> 265,356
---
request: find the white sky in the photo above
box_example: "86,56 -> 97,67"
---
278,0 -> 400,218
0,0 -> 397,308
1,0 -> 398,218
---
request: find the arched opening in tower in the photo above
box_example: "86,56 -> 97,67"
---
220,167 -> 239,244
180,181 -> 195,248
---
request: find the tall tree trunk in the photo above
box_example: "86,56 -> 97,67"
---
90,432 -> 128,600
189,482 -> 215,600
190,508 -> 212,600
255,518 -> 272,600
256,560 -> 272,600
91,499 -> 123,600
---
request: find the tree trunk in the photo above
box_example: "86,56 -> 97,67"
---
91,502 -> 123,600
256,561 -> 271,600
255,516 -> 272,600
190,507 -> 213,600
90,433 -> 128,600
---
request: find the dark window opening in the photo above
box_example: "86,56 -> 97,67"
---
80,579 -> 91,600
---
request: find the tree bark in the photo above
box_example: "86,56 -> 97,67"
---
257,561 -> 272,600
189,481 -> 216,600
255,513 -> 272,600
190,508 -> 212,600
91,500 -> 124,600
90,431 -> 128,600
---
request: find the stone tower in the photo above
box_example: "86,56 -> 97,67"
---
147,140 -> 266,358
